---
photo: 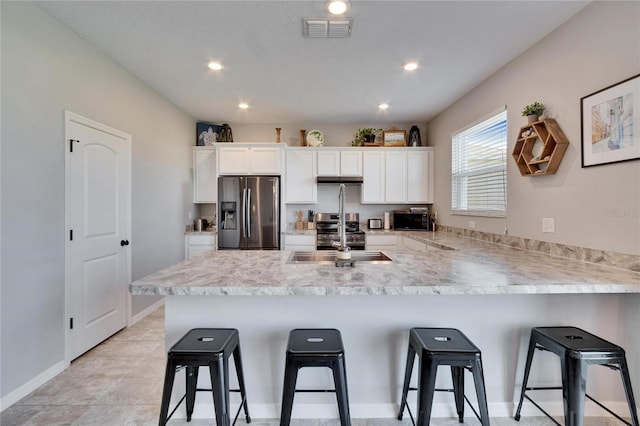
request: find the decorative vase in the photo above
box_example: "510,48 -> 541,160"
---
363,134 -> 376,143
300,130 -> 306,146
527,115 -> 539,124
408,125 -> 422,146
275,128 -> 281,143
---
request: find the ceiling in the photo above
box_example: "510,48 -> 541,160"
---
34,1 -> 590,125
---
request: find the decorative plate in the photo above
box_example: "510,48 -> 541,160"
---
306,129 -> 324,147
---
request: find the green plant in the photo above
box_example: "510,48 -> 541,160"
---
352,128 -> 382,146
521,102 -> 544,117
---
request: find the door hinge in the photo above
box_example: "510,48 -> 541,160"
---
69,139 -> 79,153
70,229 -> 73,241
70,317 -> 74,329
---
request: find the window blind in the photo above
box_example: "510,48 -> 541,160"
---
451,109 -> 507,217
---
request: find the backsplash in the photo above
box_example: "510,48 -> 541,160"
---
439,225 -> 640,273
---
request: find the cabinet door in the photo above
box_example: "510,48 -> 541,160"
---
218,147 -> 249,175
317,150 -> 340,176
286,150 -> 317,203
193,148 -> 217,203
251,147 -> 282,174
362,151 -> 385,203
385,151 -> 407,203
340,151 -> 363,176
284,234 -> 316,251
407,150 -> 433,203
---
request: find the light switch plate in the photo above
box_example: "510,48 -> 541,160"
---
469,221 -> 476,229
542,217 -> 555,233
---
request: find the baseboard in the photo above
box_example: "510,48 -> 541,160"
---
0,360 -> 66,412
128,297 -> 165,326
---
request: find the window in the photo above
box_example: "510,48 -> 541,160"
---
451,108 -> 507,217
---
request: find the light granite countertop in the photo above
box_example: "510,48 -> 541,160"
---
130,233 -> 640,296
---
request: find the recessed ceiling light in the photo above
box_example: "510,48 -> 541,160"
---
378,103 -> 389,110
403,61 -> 419,71
238,102 -> 249,109
328,1 -> 348,15
208,62 -> 224,71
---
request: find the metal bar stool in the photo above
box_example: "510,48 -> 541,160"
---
158,328 -> 251,426
397,327 -> 490,426
279,328 -> 351,426
514,326 -> 638,426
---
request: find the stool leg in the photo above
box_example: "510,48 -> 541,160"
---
451,366 -> 465,423
233,344 -> 251,422
471,358 -> 490,426
279,358 -> 299,426
514,334 -> 537,421
619,357 -> 640,426
209,358 -> 230,426
417,358 -> 438,426
563,356 -> 586,426
185,366 -> 199,421
397,343 -> 416,420
159,357 -> 177,426
332,357 -> 351,426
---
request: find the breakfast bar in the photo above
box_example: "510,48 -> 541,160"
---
130,233 -> 640,420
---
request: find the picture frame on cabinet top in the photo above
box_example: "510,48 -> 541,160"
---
382,130 -> 406,146
197,122 -> 220,146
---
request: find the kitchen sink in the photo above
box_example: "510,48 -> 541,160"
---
287,251 -> 393,264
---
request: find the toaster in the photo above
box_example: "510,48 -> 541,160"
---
368,218 -> 383,229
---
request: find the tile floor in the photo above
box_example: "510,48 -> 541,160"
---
0,306 -> 626,425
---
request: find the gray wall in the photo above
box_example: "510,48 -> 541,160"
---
1,2 -> 195,399
427,1 -> 640,255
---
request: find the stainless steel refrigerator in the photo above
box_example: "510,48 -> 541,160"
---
218,176 -> 280,250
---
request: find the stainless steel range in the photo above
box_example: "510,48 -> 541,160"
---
315,213 -> 365,250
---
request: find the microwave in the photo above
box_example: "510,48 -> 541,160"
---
393,209 -> 432,231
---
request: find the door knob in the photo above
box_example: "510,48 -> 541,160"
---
120,240 -> 129,246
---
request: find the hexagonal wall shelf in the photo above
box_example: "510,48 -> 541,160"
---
512,118 -> 569,176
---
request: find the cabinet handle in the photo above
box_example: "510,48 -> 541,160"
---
120,240 -> 129,246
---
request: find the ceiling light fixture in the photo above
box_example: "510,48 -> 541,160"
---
328,1 -> 348,15
238,102 -> 249,109
378,103 -> 389,110
403,61 -> 419,71
208,62 -> 224,71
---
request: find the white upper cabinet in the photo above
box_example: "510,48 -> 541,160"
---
218,144 -> 282,175
193,147 -> 217,203
407,149 -> 433,203
317,149 -> 362,176
286,149 -> 317,204
361,147 -> 434,204
384,150 -> 408,203
361,151 -> 385,203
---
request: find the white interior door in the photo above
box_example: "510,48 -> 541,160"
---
65,112 -> 131,361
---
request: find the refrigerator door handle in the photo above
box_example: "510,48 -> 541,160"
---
246,188 -> 252,238
242,187 -> 247,239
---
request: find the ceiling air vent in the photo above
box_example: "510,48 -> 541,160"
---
303,18 -> 352,38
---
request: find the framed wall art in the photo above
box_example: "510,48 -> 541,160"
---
581,73 -> 640,167
382,130 -> 406,147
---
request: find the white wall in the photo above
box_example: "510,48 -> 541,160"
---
427,1 -> 640,255
1,2 -> 196,402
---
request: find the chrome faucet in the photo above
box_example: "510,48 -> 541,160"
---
332,184 -> 351,258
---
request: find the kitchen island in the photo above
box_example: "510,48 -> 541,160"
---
130,233 -> 640,420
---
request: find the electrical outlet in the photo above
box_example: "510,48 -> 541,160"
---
188,211 -> 193,220
468,221 -> 476,229
542,217 -> 555,233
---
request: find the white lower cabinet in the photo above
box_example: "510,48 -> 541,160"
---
185,234 -> 217,259
284,234 -> 316,251
366,234 -> 399,251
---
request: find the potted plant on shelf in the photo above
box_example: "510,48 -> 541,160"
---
521,102 -> 545,123
352,128 -> 382,146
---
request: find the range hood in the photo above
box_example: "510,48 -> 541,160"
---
316,176 -> 363,184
